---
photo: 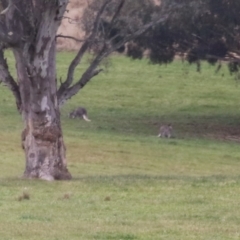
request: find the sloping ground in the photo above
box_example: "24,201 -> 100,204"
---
57,0 -> 87,51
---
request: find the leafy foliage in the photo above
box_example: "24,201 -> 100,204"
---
122,0 -> 240,73
82,0 -> 157,53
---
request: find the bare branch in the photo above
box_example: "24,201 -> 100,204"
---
109,13 -> 171,53
108,0 -> 125,30
0,0 -> 12,15
57,0 -> 112,99
92,68 -> 103,77
58,46 -> 107,106
0,49 -> 21,111
57,40 -> 90,99
58,1 -> 180,106
56,34 -> 85,43
91,0 -> 112,34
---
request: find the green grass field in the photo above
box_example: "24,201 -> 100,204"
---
1,52 -> 240,239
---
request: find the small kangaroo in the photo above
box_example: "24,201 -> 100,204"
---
158,124 -> 173,138
68,107 -> 91,122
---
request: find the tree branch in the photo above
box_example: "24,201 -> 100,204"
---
58,1 -> 179,106
0,49 -> 22,111
107,0 -> 125,34
0,0 -> 12,15
57,0 -> 112,99
57,40 -> 90,99
109,13 -> 171,53
58,46 -> 107,106
91,0 -> 112,34
56,34 -> 85,43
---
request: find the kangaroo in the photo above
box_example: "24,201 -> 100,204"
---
68,107 -> 91,122
158,124 -> 172,138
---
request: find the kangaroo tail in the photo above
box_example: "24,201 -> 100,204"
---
83,114 -> 91,122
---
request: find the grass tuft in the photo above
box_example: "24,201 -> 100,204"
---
17,191 -> 30,201
104,196 -> 111,201
62,193 -> 71,200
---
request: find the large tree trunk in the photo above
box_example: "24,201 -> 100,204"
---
14,43 -> 72,181
0,0 -> 73,180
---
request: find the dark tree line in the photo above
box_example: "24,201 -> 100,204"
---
124,0 -> 240,73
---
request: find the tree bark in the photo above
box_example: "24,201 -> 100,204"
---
12,19 -> 72,180
22,111 -> 71,181
17,45 -> 72,180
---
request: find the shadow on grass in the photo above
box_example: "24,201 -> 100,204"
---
156,112 -> 240,142
1,174 -> 240,185
71,174 -> 240,184
77,108 -> 240,142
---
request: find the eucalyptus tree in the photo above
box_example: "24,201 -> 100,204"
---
0,0 -> 171,180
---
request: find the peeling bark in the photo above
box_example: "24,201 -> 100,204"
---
18,46 -> 72,180
22,116 -> 71,181
22,34 -> 71,180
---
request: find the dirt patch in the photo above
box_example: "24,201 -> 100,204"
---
179,122 -> 240,142
152,119 -> 240,142
57,0 -> 87,51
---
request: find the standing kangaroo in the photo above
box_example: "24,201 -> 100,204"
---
68,107 -> 91,122
158,124 -> 173,138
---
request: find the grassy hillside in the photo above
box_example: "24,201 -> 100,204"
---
0,52 -> 240,239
